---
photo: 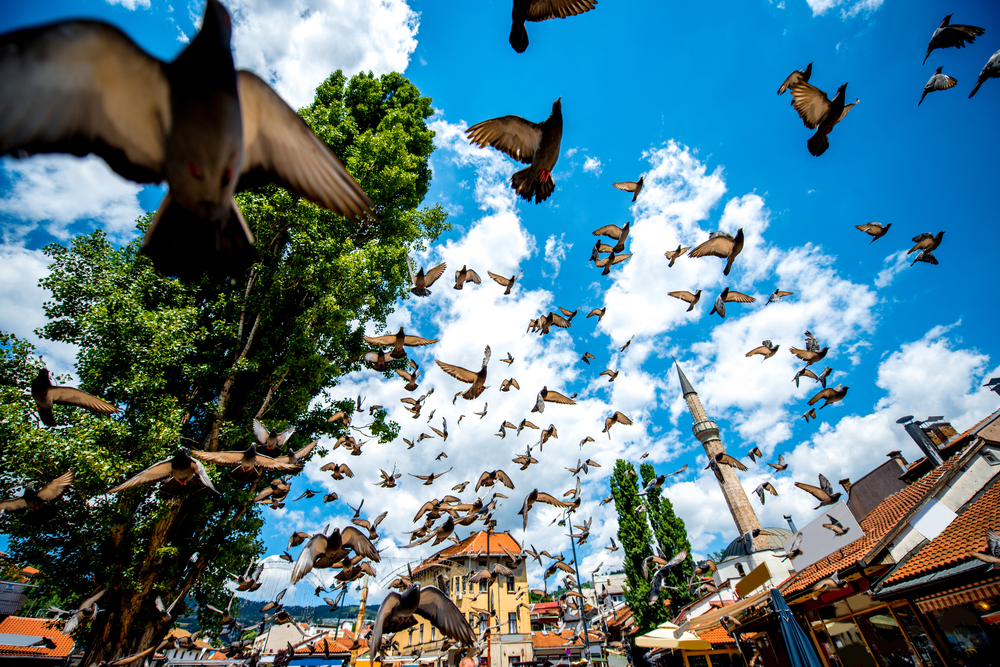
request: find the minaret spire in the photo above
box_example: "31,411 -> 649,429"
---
672,359 -> 767,550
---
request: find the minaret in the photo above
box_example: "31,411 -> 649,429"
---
675,360 -> 768,551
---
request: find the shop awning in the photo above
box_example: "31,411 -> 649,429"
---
687,588 -> 771,630
915,579 -> 1000,613
635,622 -> 711,650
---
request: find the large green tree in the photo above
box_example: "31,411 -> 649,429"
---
0,70 -> 447,666
639,463 -> 695,615
609,460 -> 668,636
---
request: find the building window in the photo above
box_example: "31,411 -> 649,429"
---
508,612 -> 517,634
462,577 -> 467,593
479,579 -> 487,593
455,576 -> 461,594
420,626 -> 424,644
431,626 -> 436,641
735,563 -> 746,576
507,576 -> 515,593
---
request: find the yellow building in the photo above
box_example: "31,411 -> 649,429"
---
404,530 -> 533,667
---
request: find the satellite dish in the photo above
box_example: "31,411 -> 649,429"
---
925,416 -> 944,422
896,415 -> 914,424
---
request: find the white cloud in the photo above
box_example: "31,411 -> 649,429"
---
582,156 -> 603,176
0,245 -> 79,375
543,234 -> 571,279
105,0 -> 151,9
0,156 -> 144,244
229,0 -> 420,109
874,250 -> 909,289
804,0 -> 883,18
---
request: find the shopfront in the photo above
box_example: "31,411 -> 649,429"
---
914,580 -> 1000,667
800,593 -> 944,667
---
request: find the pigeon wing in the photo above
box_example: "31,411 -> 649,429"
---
614,412 -> 633,425
341,526 -> 380,562
488,271 -> 512,287
435,360 -> 479,384
370,591 -> 401,655
718,454 -> 749,471
252,419 -> 270,446
534,492 -> 572,508
421,263 -> 448,288
746,345 -> 771,357
0,21 -> 168,183
108,458 -> 175,493
612,181 -> 639,193
525,0 -> 599,21
723,290 -> 756,304
47,386 -> 118,415
291,534 -> 327,584
466,116 -> 543,164
494,470 -> 516,489
543,390 -> 576,405
36,471 -> 75,502
795,482 -> 831,502
364,334 -> 398,347
236,71 -> 372,221
763,483 -> 778,496
808,388 -> 835,405
592,224 -> 625,240
415,586 -> 477,646
789,81 -> 833,129
668,291 -> 697,303
688,235 -> 734,259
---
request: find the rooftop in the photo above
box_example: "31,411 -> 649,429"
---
0,616 -> 75,658
881,475 -> 1000,587
413,531 -> 521,576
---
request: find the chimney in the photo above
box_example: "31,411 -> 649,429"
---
886,450 -> 908,467
839,478 -> 852,494
783,514 -> 797,533
897,415 -> 944,467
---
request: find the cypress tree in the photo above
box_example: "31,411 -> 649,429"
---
610,460 -> 669,635
640,462 -> 696,615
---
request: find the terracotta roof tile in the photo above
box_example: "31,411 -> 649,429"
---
413,531 -> 521,576
530,630 -> 599,648
696,626 -> 736,645
294,631 -> 363,654
883,477 -> 1000,585
779,444 -> 971,599
0,616 -> 75,658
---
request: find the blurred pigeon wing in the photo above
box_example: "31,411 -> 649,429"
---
436,360 -> 479,384
790,81 -> 832,129
526,0 -> 598,21
688,235 -> 734,259
415,586 -> 477,645
0,21 -> 168,182
37,471 -> 75,501
48,387 -> 118,414
723,290 -> 755,304
108,459 -> 174,493
421,263 -> 448,288
236,71 -> 372,220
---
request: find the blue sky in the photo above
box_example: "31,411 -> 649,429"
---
1,0 -> 999,606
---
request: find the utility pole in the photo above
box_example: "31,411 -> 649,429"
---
486,528 -> 493,667
562,510 -> 593,664
350,575 -> 370,667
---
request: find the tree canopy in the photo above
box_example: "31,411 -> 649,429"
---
0,69 -> 447,665
639,462 -> 695,615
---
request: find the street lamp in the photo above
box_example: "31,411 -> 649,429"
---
558,510 -> 594,664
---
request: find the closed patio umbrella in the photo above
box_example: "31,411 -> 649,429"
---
769,588 -> 823,667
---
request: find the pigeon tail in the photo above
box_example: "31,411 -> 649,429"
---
923,50 -> 931,66
970,77 -> 986,98
807,131 -> 830,157
509,20 -> 528,53
142,194 -> 255,280
511,166 -> 555,204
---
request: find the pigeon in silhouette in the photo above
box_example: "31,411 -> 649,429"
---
789,80 -> 858,156
924,14 -> 985,65
467,99 -> 562,204
911,250 -> 939,267
710,287 -> 755,319
970,48 -> 1000,98
593,221 -> 630,253
808,384 -> 849,409
0,471 -> 74,511
487,270 -> 523,295
663,244 -> 690,267
612,177 -> 643,202
31,368 -> 118,427
855,222 -> 892,244
919,67 -> 958,105
0,0 -> 372,278
370,584 -> 474,657
668,290 -> 702,312
109,448 -> 218,495
436,346 -> 491,400
778,62 -> 812,96
689,229 -> 744,276
508,0 -> 598,54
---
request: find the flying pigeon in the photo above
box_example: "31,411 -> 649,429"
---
789,79 -> 858,156
689,229 -> 744,276
970,48 -> 1000,98
919,67 -> 958,105
508,0 -> 598,54
923,14 -> 985,65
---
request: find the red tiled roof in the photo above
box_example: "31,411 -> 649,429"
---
605,607 -> 634,629
414,531 -> 521,575
883,477 -> 1000,585
0,616 -> 75,658
530,630 -> 600,648
295,629 -> 366,653
780,443 -> 973,599
696,626 -> 735,645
